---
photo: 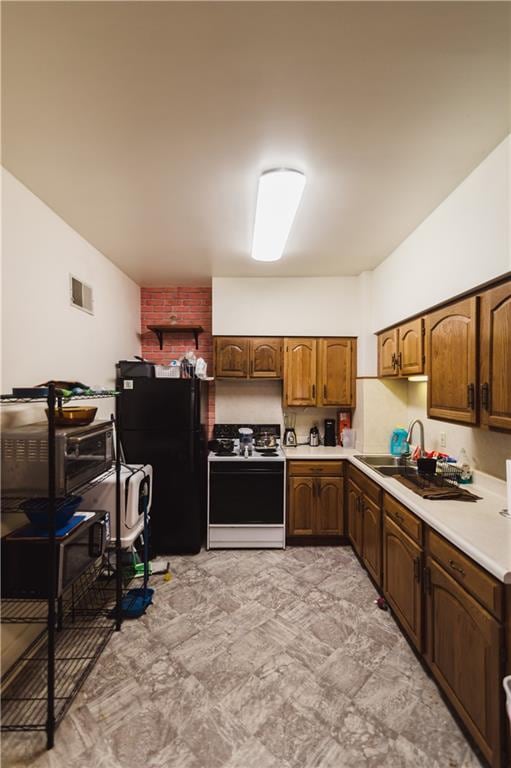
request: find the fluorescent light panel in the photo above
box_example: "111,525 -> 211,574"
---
408,375 -> 429,382
252,169 -> 306,262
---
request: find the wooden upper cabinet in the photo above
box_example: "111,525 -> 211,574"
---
318,338 -> 356,407
425,297 -> 478,424
214,337 -> 249,378
214,337 -> 282,378
284,338 -> 317,406
378,320 -> 424,377
425,557 -> 503,767
398,318 -> 424,376
249,338 -> 282,379
479,282 -> 511,430
383,515 -> 422,650
316,477 -> 344,536
378,328 -> 399,377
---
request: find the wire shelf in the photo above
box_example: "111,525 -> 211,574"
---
1,466 -> 117,514
1,624 -> 114,731
0,393 -> 118,405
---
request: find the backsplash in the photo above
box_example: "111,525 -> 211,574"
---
140,285 -> 215,436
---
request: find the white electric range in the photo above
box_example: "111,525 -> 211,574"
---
207,424 -> 286,549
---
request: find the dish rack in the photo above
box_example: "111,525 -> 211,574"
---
402,460 -> 462,490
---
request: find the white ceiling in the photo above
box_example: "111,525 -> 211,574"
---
2,2 -> 510,285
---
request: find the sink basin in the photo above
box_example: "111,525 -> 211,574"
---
356,454 -> 417,478
357,454 -> 409,467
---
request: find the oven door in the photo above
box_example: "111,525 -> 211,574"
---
65,426 -> 113,492
209,462 -> 284,525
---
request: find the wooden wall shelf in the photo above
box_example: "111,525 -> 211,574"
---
147,324 -> 204,350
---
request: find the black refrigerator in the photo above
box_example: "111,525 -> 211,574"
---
118,377 -> 208,555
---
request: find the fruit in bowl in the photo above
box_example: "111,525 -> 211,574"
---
20,496 -> 83,531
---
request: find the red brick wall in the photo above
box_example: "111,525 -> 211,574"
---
140,286 -> 215,436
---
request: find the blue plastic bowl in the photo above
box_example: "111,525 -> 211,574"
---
21,496 -> 83,531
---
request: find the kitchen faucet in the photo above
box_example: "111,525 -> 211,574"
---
406,419 -> 425,458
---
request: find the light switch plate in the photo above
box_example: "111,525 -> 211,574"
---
439,432 -> 447,449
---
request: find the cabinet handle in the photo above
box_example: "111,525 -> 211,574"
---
413,556 -> 421,583
467,383 -> 475,410
423,566 -> 431,594
398,352 -> 402,370
448,559 -> 465,577
481,382 -> 489,411
394,510 -> 404,524
391,353 -> 396,370
312,384 -> 316,400
323,384 -> 327,401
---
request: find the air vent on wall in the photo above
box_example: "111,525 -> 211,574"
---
70,275 -> 93,315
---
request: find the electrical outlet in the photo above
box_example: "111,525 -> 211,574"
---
439,432 -> 447,450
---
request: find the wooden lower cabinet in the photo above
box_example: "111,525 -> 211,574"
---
425,556 -> 504,767
287,467 -> 343,538
362,496 -> 382,585
383,515 -> 422,650
347,479 -> 363,557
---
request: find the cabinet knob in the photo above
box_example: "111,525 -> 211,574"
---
448,559 -> 465,577
481,382 -> 489,411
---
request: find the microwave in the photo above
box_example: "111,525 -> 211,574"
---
1,511 -> 108,598
1,420 -> 114,497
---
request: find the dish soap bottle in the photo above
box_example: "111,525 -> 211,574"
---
457,448 -> 473,484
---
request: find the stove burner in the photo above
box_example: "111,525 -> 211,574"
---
214,450 -> 236,457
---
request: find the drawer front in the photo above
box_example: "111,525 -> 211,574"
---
287,460 -> 344,477
348,465 -> 382,504
383,493 -> 422,544
427,529 -> 503,620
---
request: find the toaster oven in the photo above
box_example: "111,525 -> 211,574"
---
1,420 -> 114,497
1,510 -> 108,598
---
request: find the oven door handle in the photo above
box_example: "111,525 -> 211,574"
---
68,428 -> 112,445
89,521 -> 106,558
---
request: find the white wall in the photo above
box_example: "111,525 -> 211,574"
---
1,169 -> 141,672
370,134 -> 510,332
1,169 -> 141,403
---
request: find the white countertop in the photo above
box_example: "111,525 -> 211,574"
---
282,446 -> 511,584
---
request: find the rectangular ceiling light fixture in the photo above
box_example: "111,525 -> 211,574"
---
251,168 -> 306,262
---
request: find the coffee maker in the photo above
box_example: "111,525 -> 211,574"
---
324,418 -> 337,447
283,413 -> 297,447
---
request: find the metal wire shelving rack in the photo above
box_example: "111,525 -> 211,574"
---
0,383 -> 124,749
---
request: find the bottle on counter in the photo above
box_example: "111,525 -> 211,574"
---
457,448 -> 473,484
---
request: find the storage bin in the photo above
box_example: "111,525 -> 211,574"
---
154,364 -> 180,378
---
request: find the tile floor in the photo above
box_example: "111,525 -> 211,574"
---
2,546 -> 483,768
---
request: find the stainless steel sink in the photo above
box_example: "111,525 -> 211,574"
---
356,454 -> 417,478
356,455 -> 406,467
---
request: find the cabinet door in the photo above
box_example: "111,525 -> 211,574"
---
362,495 -> 382,587
315,477 -> 343,535
249,338 -> 282,379
287,477 -> 315,536
425,297 -> 478,424
378,329 -> 399,377
347,480 -> 363,557
480,282 -> 511,431
425,558 -> 503,767
318,338 -> 356,407
214,338 -> 249,378
398,318 -> 424,376
284,338 -> 317,406
383,515 -> 422,650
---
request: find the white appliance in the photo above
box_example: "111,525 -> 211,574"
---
207,424 -> 286,550
81,464 -> 152,548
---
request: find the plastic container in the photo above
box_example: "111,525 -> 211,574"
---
154,364 -> 177,378
390,428 -> 409,456
343,429 -> 356,448
20,495 -> 82,531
